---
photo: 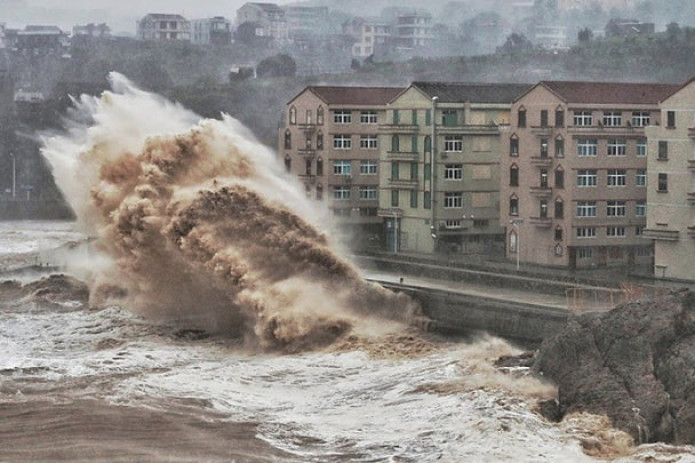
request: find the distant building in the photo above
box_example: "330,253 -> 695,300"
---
644,79 -> 695,281
9,25 -> 69,55
501,81 -> 678,269
285,6 -> 329,38
136,14 -> 190,42
343,17 -> 392,59
280,86 -> 404,244
72,23 -> 111,38
190,17 -> 232,45
605,19 -> 655,38
394,12 -> 433,52
532,25 -> 568,50
558,0 -> 635,10
236,3 -> 288,44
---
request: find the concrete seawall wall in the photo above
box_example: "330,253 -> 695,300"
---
0,201 -> 74,221
380,282 -> 569,345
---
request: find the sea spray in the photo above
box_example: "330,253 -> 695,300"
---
40,73 -> 423,351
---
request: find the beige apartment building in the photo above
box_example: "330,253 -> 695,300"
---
280,86 -> 403,244
379,82 -> 530,255
644,79 -> 695,281
501,81 -> 679,269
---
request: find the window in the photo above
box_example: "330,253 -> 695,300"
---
658,141 -> 668,160
424,163 -> 431,181
425,109 -> 432,126
576,201 -> 597,217
540,199 -> 548,218
411,135 -> 418,153
555,168 -> 564,189
305,132 -> 312,149
540,139 -> 549,158
555,226 -> 563,241
411,109 -> 418,125
573,110 -> 592,126
555,137 -> 564,157
607,169 -> 626,187
445,220 -> 462,229
333,160 -> 351,175
607,226 -> 626,238
289,106 -> 296,124
410,162 -> 418,180
473,219 -> 489,228
636,169 -> 646,187
317,131 -> 323,150
391,189 -> 399,207
391,162 -> 399,180
555,198 -> 564,218
510,164 -> 519,186
360,111 -> 377,124
636,201 -> 646,217
636,138 -> 647,157
442,110 -> 458,127
360,160 -> 377,175
577,227 -> 597,238
607,201 -> 626,216
393,109 -> 399,124
305,183 -> 312,197
658,173 -> 668,192
510,136 -> 519,156
334,110 -> 351,124
509,230 -> 518,253
316,183 -> 323,200
540,168 -> 548,188
333,135 -> 351,150
667,110 -> 676,128
284,130 -> 292,149
333,186 -> 350,200
518,108 -> 527,127
577,139 -> 597,156
445,164 -> 463,180
540,110 -> 548,128
607,139 -> 626,156
360,135 -> 378,149
444,192 -> 463,208
424,191 -> 431,209
359,186 -> 377,200
306,110 -> 312,124
410,190 -> 418,208
391,135 -> 399,153
509,195 -> 519,216
555,108 -> 565,127
317,106 -> 324,125
603,111 -> 622,126
577,169 -> 597,187
424,136 -> 432,153
284,154 -> 291,172
305,159 -> 312,175
578,247 -> 594,258
316,157 -> 323,176
444,136 -> 463,152
632,111 -> 650,127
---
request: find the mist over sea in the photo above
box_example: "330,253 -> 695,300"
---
1,76 -> 694,462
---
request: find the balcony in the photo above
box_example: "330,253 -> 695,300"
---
378,123 -> 419,133
688,160 -> 695,171
530,125 -> 553,136
642,228 -> 679,241
299,174 -> 317,184
297,148 -> 316,157
530,156 -> 553,166
387,150 -> 419,161
688,127 -> 695,138
530,186 -> 552,197
377,207 -> 403,218
437,124 -> 499,135
298,123 -> 317,133
388,177 -> 419,189
528,216 -> 552,227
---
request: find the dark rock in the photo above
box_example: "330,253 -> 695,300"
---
532,289 -> 695,445
536,399 -> 561,422
495,351 -> 535,368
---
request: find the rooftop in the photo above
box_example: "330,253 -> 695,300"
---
412,82 -> 532,104
303,86 -> 405,105
538,81 -> 681,105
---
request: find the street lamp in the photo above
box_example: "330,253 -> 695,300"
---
510,218 -> 524,271
9,152 -> 15,199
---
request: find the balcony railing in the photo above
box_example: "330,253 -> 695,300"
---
530,186 -> 552,197
528,216 -> 552,227
530,156 -> 553,166
642,228 -> 679,241
388,177 -> 419,189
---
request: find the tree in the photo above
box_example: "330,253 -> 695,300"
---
578,27 -> 593,43
501,33 -> 533,53
256,54 -> 297,78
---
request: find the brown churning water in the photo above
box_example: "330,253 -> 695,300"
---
41,73 -> 423,352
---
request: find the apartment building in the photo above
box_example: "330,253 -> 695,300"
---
501,81 -> 679,269
644,79 -> 695,281
280,86 -> 403,243
190,17 -> 232,45
380,82 -> 530,255
344,17 -> 392,59
393,12 -> 433,51
136,14 -> 190,41
236,3 -> 289,44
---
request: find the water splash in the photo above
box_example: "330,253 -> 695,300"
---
41,73 -> 422,351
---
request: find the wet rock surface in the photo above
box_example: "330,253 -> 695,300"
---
532,288 -> 695,445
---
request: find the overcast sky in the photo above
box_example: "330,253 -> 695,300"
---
1,0 -> 296,35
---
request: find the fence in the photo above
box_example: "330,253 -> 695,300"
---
567,282 -> 672,314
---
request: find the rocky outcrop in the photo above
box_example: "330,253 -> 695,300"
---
533,288 -> 695,445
